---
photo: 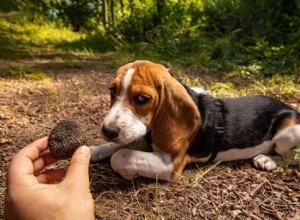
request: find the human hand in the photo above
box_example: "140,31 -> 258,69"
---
4,137 -> 94,220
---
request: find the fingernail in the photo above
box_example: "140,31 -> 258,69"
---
79,146 -> 91,157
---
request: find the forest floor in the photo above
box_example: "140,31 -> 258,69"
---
1,50 -> 300,220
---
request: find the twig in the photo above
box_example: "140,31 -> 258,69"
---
89,116 -> 100,126
241,209 -> 262,220
250,180 -> 268,197
254,195 -> 273,211
192,161 -> 222,187
0,187 -> 7,195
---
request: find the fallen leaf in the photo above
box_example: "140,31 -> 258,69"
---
192,207 -> 197,216
4,155 -> 13,162
0,138 -> 11,144
230,210 -> 241,218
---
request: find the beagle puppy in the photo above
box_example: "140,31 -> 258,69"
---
91,60 -> 300,182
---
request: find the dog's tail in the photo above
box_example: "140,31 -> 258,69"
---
266,109 -> 300,140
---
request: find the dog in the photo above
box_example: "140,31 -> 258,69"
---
91,60 -> 300,182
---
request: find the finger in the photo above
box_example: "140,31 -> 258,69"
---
33,153 -> 58,175
18,137 -> 49,161
36,168 -> 66,184
7,137 -> 49,186
63,146 -> 91,189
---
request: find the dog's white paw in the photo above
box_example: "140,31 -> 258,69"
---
110,149 -> 139,180
253,154 -> 278,171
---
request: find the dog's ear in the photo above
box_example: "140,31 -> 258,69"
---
151,75 -> 200,155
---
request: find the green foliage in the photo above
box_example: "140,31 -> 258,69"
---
0,13 -> 113,63
51,0 -> 96,32
277,159 -> 291,172
112,0 -> 300,77
115,1 -> 157,42
0,67 -> 48,80
0,1 -> 18,12
2,0 -> 300,78
0,14 -> 81,47
63,60 -> 82,69
14,0 -> 51,23
57,32 -> 113,53
277,146 -> 300,172
210,82 -> 235,97
203,0 -> 297,41
293,147 -> 300,161
180,75 -> 203,88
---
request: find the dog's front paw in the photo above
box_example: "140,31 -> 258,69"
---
90,143 -> 124,163
253,154 -> 277,171
110,149 -> 139,180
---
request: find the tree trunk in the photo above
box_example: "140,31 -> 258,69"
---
103,0 -> 109,28
110,0 -> 114,26
119,0 -> 124,16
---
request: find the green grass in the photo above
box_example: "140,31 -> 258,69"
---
0,14 -> 80,44
0,12 -> 113,63
0,67 -> 48,80
63,60 -> 83,69
1,11 -> 300,104
0,13 -> 82,59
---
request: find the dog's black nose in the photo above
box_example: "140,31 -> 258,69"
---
102,125 -> 120,140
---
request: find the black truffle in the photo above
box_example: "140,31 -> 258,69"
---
48,120 -> 87,159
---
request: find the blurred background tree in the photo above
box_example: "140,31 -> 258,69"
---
0,0 -> 299,77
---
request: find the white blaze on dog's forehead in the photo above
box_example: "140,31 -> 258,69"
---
104,68 -> 135,122
121,68 -> 135,96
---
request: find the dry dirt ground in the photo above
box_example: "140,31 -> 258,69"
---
0,54 -> 300,220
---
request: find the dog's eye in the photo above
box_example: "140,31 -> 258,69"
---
133,95 -> 150,105
109,87 -> 116,99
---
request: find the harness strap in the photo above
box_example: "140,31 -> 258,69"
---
207,99 -> 225,163
144,97 -> 225,164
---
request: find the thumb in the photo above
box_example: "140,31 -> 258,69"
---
63,146 -> 91,188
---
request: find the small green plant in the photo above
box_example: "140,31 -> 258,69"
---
154,175 -> 161,219
209,82 -> 238,97
277,147 -> 300,172
179,74 -> 202,87
192,161 -> 221,187
135,189 -> 152,220
293,146 -> 300,162
277,159 -> 291,172
133,175 -> 162,220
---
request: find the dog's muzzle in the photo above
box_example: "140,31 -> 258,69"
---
101,125 -> 120,140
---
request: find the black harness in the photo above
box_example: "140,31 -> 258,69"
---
144,94 -> 226,164
185,94 -> 226,163
206,98 -> 225,163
